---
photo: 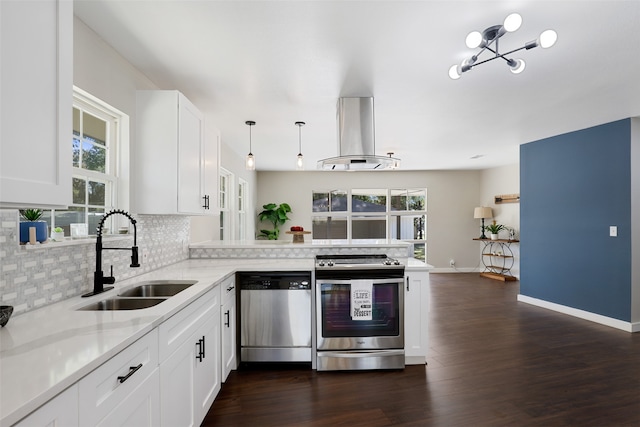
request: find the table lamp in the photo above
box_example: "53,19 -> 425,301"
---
474,207 -> 493,239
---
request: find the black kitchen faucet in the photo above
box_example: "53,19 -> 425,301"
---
82,209 -> 140,297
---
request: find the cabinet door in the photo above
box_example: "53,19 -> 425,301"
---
14,384 -> 79,427
194,311 -> 221,426
221,279 -> 237,381
404,271 -> 430,364
177,93 -> 204,214
160,332 -> 197,427
0,0 -> 72,208
202,125 -> 220,214
97,369 -> 160,427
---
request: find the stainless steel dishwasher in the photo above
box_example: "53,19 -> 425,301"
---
238,271 -> 312,363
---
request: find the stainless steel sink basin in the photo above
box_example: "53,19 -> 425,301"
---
78,298 -> 166,311
118,280 -> 197,297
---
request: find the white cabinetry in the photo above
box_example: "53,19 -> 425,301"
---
220,275 -> 237,381
159,287 -> 221,426
0,0 -> 72,208
134,90 -> 218,215
79,329 -> 160,426
404,269 -> 430,365
14,384 -> 78,427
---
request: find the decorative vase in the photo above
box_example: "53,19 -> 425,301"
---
19,221 -> 48,243
490,233 -> 499,241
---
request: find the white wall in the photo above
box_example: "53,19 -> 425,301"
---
256,170 -> 481,269
479,164 -> 520,277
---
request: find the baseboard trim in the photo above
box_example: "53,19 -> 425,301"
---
517,294 -> 639,333
429,267 -> 479,273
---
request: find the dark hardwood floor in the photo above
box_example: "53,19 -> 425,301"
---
203,273 -> 640,426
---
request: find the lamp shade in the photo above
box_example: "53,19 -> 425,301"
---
474,207 -> 493,219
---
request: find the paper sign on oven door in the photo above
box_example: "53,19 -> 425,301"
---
351,280 -> 373,320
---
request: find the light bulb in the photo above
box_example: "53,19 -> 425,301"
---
246,153 -> 255,170
448,64 -> 461,79
296,154 -> 304,170
503,13 -> 522,32
539,29 -> 557,48
465,31 -> 482,49
508,58 -> 526,74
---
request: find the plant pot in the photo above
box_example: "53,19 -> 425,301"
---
20,221 -> 48,243
50,230 -> 65,241
490,233 -> 499,240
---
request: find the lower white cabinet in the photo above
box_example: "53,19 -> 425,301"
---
404,270 -> 430,364
14,384 -> 79,427
220,275 -> 237,381
159,287 -> 221,426
79,329 -> 160,426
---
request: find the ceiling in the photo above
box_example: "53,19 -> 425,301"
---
73,0 -> 640,171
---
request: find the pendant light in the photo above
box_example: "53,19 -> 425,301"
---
245,120 -> 255,170
295,121 -> 305,170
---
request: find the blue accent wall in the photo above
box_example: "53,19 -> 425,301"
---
520,119 -> 632,321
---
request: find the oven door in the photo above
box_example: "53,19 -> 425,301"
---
316,277 -> 404,351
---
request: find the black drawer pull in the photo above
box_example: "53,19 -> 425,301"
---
226,285 -> 235,292
224,310 -> 230,327
117,363 -> 143,384
196,339 -> 203,362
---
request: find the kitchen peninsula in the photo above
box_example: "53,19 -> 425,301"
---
1,240 -> 430,426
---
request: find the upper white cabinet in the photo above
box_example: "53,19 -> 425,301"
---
404,269 -> 430,365
0,0 -> 72,208
134,90 -> 218,215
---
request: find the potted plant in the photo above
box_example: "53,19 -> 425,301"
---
19,209 -> 48,243
50,226 -> 65,241
484,222 -> 505,240
257,203 -> 292,240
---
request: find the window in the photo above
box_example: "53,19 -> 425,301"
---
312,188 -> 427,260
237,178 -> 248,240
219,168 -> 233,240
43,88 -> 125,236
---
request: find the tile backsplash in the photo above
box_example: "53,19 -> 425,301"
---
0,210 -> 189,315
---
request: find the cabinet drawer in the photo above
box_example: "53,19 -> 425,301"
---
79,329 -> 159,426
158,286 -> 219,362
221,275 -> 235,305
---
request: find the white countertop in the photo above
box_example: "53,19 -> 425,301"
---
190,239 -> 412,249
0,258 -> 313,426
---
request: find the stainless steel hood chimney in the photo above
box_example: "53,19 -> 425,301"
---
317,97 -> 400,170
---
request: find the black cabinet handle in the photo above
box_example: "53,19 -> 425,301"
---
202,195 -> 210,209
224,310 -> 230,327
406,276 -> 410,292
117,363 -> 143,384
196,338 -> 203,362
226,285 -> 235,292
195,336 -> 206,362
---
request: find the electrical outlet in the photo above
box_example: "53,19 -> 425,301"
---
449,259 -> 455,266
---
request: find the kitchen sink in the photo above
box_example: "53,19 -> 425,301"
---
78,298 -> 166,311
118,280 -> 197,297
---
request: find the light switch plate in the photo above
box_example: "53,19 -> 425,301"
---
609,226 -> 617,237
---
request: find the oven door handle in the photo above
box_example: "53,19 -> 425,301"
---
315,278 -> 403,285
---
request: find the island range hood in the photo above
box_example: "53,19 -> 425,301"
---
317,97 -> 400,170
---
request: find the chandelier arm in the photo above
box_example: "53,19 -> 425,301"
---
468,44 -> 528,69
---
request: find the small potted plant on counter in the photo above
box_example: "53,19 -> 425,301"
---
484,222 -> 506,240
257,202 -> 292,240
19,209 -> 48,244
50,226 -> 65,241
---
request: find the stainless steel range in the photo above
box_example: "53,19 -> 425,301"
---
315,254 -> 405,371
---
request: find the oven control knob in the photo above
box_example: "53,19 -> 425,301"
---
394,259 -> 400,265
318,261 -> 325,267
327,261 -> 334,267
384,259 -> 391,265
